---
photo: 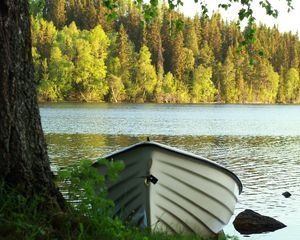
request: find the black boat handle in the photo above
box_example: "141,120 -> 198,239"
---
144,174 -> 158,186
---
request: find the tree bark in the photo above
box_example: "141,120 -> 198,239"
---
0,0 -> 64,207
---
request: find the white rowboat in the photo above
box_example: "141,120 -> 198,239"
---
94,141 -> 242,238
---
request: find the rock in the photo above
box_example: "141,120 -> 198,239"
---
282,191 -> 291,198
233,209 -> 286,234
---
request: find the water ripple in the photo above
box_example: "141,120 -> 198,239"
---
46,134 -> 300,233
40,103 -> 300,240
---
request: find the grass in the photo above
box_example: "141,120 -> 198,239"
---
0,159 -> 238,240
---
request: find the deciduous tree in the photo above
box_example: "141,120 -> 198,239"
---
135,45 -> 157,101
285,67 -> 300,102
192,65 -> 216,103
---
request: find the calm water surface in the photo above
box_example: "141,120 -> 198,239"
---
40,103 -> 300,240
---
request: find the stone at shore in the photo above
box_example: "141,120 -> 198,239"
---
282,191 -> 292,198
233,209 -> 286,234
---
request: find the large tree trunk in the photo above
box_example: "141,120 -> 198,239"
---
0,0 -> 64,206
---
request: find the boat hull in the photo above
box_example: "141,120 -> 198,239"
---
94,142 -> 242,238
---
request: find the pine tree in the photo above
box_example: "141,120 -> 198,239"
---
214,62 -> 223,102
254,59 -> 279,103
65,0 -> 98,29
276,66 -> 286,103
198,41 -> 215,68
33,18 -> 57,59
209,13 -> 222,62
184,18 -> 199,58
96,0 -> 114,32
221,21 -> 240,61
222,46 -> 238,103
44,0 -> 66,29
273,35 -> 289,72
289,35 -> 300,69
171,31 -> 186,82
145,18 -> 164,70
200,16 -> 209,45
66,0 -> 76,25
183,48 -> 195,87
193,14 -> 202,54
237,71 -> 247,103
117,24 -> 135,99
124,3 -> 143,51
84,0 -> 98,29
161,8 -> 174,74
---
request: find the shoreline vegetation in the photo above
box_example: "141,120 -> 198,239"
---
31,0 -> 300,105
0,159 -> 238,240
38,100 -> 300,105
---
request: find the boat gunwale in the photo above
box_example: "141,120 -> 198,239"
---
100,141 -> 243,194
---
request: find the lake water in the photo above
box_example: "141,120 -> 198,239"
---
40,103 -> 300,240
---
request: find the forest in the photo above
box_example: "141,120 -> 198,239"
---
31,0 -> 300,103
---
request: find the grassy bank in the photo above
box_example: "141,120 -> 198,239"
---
0,160 -> 238,240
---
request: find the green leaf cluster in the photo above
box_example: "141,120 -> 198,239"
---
32,18 -> 109,101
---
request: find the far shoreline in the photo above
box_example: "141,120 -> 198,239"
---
38,101 -> 300,106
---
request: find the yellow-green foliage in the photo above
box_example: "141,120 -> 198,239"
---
135,45 -> 158,101
32,19 -> 109,102
30,0 -> 300,104
192,65 -> 216,103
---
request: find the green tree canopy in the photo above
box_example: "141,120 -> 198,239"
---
192,65 -> 216,103
135,45 -> 157,102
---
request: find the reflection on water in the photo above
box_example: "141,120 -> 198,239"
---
40,103 -> 300,240
46,134 -> 300,240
